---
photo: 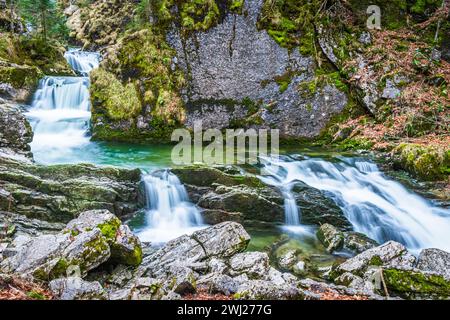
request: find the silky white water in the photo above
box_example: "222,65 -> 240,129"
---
26,52 -> 99,162
259,156 -> 450,253
137,170 -> 205,244
64,49 -> 100,76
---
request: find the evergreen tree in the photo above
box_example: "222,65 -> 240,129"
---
18,0 -> 68,42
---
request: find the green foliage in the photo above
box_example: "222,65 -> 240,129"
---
394,143 -> 450,180
26,290 -> 47,300
17,0 -> 69,42
90,68 -> 142,121
258,0 -> 322,51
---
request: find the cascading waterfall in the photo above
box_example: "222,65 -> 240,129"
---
136,170 -> 205,244
259,156 -> 450,253
64,49 -> 100,76
26,50 -> 99,162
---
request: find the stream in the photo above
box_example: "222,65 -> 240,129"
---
23,49 -> 450,263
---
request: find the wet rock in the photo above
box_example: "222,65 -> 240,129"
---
317,224 -> 344,253
197,185 -> 284,223
0,156 -> 143,222
292,183 -> 351,229
416,248 -> 450,279
317,224 -> 378,255
331,241 -> 416,278
344,232 -> 378,254
174,166 -> 350,228
49,277 -> 108,300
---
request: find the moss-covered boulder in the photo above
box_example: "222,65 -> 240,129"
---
0,33 -> 74,102
0,229 -> 111,281
0,210 -> 143,282
383,267 -> 450,299
89,27 -> 186,143
317,223 -> 345,253
393,143 -> 450,181
65,210 -> 143,266
331,241 -> 416,279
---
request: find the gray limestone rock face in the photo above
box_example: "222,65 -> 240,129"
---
167,0 -> 347,139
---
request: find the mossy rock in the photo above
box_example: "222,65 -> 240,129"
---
383,268 -> 450,299
393,143 -> 450,181
171,166 -> 265,188
90,68 -> 142,121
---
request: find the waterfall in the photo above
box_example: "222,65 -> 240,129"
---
64,49 -> 100,76
258,159 -> 314,236
259,156 -> 450,253
26,49 -> 99,163
136,171 -> 205,244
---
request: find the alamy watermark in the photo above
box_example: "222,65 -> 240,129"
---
367,5 -> 381,30
171,121 -> 279,166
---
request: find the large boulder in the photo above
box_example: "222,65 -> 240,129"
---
65,210 -> 143,266
83,0 -> 347,143
416,248 -> 450,279
292,183 -> 352,229
229,252 -> 270,279
0,210 -> 143,281
317,224 -> 344,253
383,267 -> 450,299
331,241 -> 416,278
0,156 -> 143,223
139,222 -> 250,280
317,223 -> 378,254
0,229 -> 110,280
49,277 -> 108,300
197,185 -> 284,224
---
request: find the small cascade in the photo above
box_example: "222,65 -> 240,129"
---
64,49 -> 100,76
136,171 -> 205,244
258,159 -> 313,236
259,156 -> 450,253
26,49 -> 99,163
